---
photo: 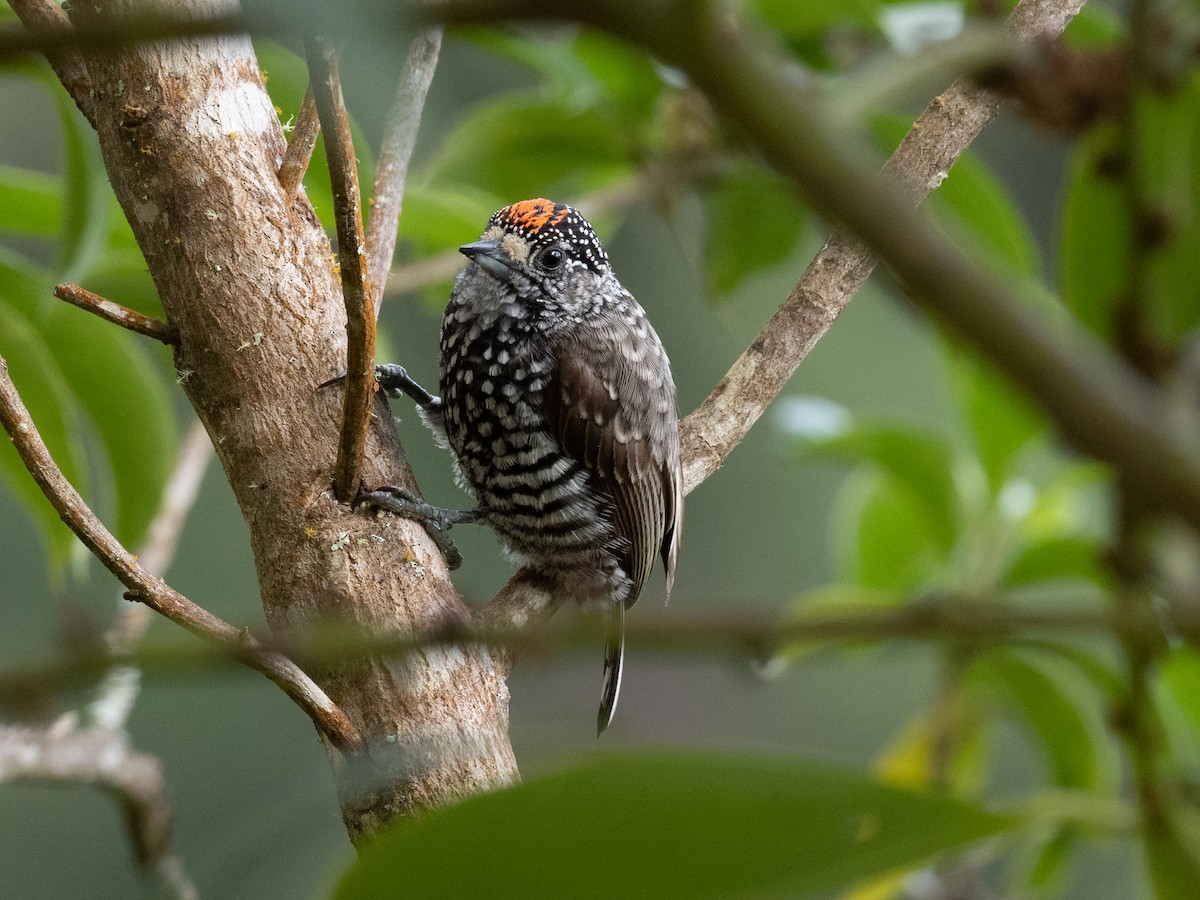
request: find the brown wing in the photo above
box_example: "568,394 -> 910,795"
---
544,296 -> 682,605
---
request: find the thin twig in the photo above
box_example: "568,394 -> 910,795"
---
0,355 -> 363,753
0,596 -> 1150,701
306,37 -> 376,503
367,25 -> 443,313
8,0 -> 95,125
278,85 -> 320,200
88,417 -> 214,731
0,719 -> 197,900
0,7 -> 256,62
54,282 -> 178,346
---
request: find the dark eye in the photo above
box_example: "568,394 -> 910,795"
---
539,246 -> 565,271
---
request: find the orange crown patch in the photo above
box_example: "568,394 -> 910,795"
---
499,199 -> 570,235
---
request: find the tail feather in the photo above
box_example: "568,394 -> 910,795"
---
597,600 -> 625,736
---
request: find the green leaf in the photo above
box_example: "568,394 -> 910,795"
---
429,93 -> 632,201
972,650 -> 1114,793
1002,536 -> 1104,587
874,705 -> 988,796
1061,121 -> 1132,339
0,163 -> 143,253
1061,3 -> 1125,50
56,91 -> 111,282
945,349 -> 1046,493
1062,72 -> 1200,346
0,164 -> 61,237
1014,460 -> 1113,547
397,180 -> 502,256
798,423 -> 960,551
1144,813 -> 1200,900
935,152 -> 1040,279
752,0 -> 882,36
44,305 -> 175,547
467,29 -> 663,123
336,754 -> 1015,900
0,246 -> 173,551
704,163 -> 806,296
393,181 -> 502,307
1160,648 -> 1200,742
255,40 -> 376,234
572,30 -> 664,123
1017,826 -> 1079,896
833,469 -> 945,591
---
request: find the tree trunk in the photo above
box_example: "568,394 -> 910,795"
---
72,0 -> 518,843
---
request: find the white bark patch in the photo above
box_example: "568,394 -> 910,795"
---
408,645 -> 470,696
199,80 -> 277,142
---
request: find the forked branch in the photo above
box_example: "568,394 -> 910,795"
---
0,355 -> 363,753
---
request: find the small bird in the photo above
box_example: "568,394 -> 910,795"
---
358,198 -> 682,733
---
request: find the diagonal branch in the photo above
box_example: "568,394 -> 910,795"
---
366,25 -> 443,312
0,355 -> 363,753
306,37 -> 377,503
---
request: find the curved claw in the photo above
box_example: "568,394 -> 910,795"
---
354,486 -> 470,570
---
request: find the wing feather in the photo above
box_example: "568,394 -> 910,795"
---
544,295 -> 682,605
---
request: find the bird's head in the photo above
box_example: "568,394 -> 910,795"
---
458,199 -> 612,300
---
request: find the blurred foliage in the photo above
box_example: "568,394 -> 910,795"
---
0,59 -> 175,572
2,0 -> 1200,898
336,753 -> 1015,899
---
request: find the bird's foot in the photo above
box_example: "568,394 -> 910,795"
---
354,485 -> 480,570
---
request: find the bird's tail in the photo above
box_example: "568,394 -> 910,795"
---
597,600 -> 625,736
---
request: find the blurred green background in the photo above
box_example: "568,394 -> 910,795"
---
0,5 -> 1161,898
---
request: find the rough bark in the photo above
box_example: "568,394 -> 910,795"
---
70,0 -> 516,842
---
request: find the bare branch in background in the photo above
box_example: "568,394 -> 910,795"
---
0,719 -> 197,900
88,417 -> 215,731
54,282 -> 178,345
367,25 -> 443,313
306,37 -> 377,504
277,86 -> 320,200
0,356 -> 363,753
